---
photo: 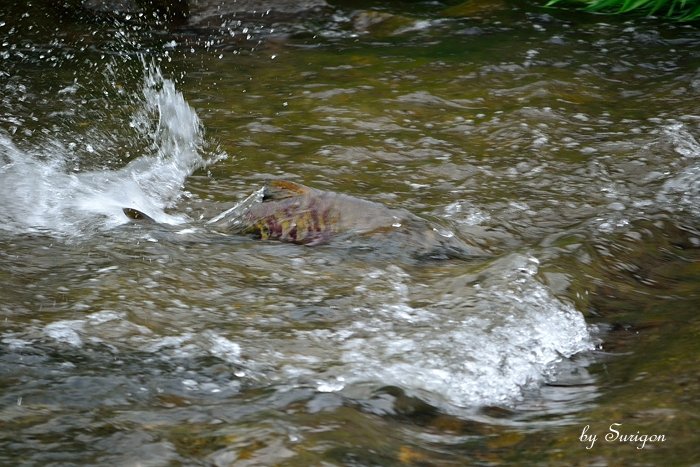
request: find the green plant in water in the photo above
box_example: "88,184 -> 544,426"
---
545,0 -> 700,20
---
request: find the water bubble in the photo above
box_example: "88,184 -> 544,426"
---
44,320 -> 85,347
317,377 -> 346,393
182,379 -> 198,389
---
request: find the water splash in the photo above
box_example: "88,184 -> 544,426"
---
207,185 -> 265,227
11,253 -> 595,413
303,254 -> 595,410
657,122 -> 700,216
0,63 -> 217,237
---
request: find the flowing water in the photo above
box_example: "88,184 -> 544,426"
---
1,1 -> 699,465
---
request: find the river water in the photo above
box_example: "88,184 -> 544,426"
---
1,1 -> 699,465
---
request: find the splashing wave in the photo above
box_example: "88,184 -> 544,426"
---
0,63 -> 217,237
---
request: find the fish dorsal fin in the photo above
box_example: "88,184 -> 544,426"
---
262,180 -> 310,201
123,207 -> 155,222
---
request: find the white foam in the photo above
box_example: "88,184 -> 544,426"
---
16,254 -> 594,412
143,333 -> 193,353
282,255 -> 595,411
657,122 -> 700,216
44,320 -> 85,347
87,310 -> 124,325
663,122 -> 700,159
1,335 -> 31,350
206,332 -> 242,364
0,63 -> 215,237
444,200 -> 491,225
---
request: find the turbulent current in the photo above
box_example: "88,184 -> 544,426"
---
0,60 -> 596,417
1,2 -> 699,465
0,64 -> 212,235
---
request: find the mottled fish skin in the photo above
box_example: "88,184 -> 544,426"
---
238,182 -> 380,245
247,194 -> 340,245
215,180 -> 484,258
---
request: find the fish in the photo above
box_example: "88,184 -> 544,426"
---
122,207 -> 155,222
205,180 -> 484,259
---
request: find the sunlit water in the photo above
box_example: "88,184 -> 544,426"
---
1,1 -> 699,465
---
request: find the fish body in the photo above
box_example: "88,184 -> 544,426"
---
209,180 -> 483,259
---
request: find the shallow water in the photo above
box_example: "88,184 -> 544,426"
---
1,1 -> 699,465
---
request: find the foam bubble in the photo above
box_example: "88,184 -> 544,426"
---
286,255 -> 594,411
13,253 -> 593,413
44,320 -> 85,347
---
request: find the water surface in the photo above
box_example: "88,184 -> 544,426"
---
1,1 -> 699,465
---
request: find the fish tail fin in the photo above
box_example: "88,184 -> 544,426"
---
123,207 -> 155,222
